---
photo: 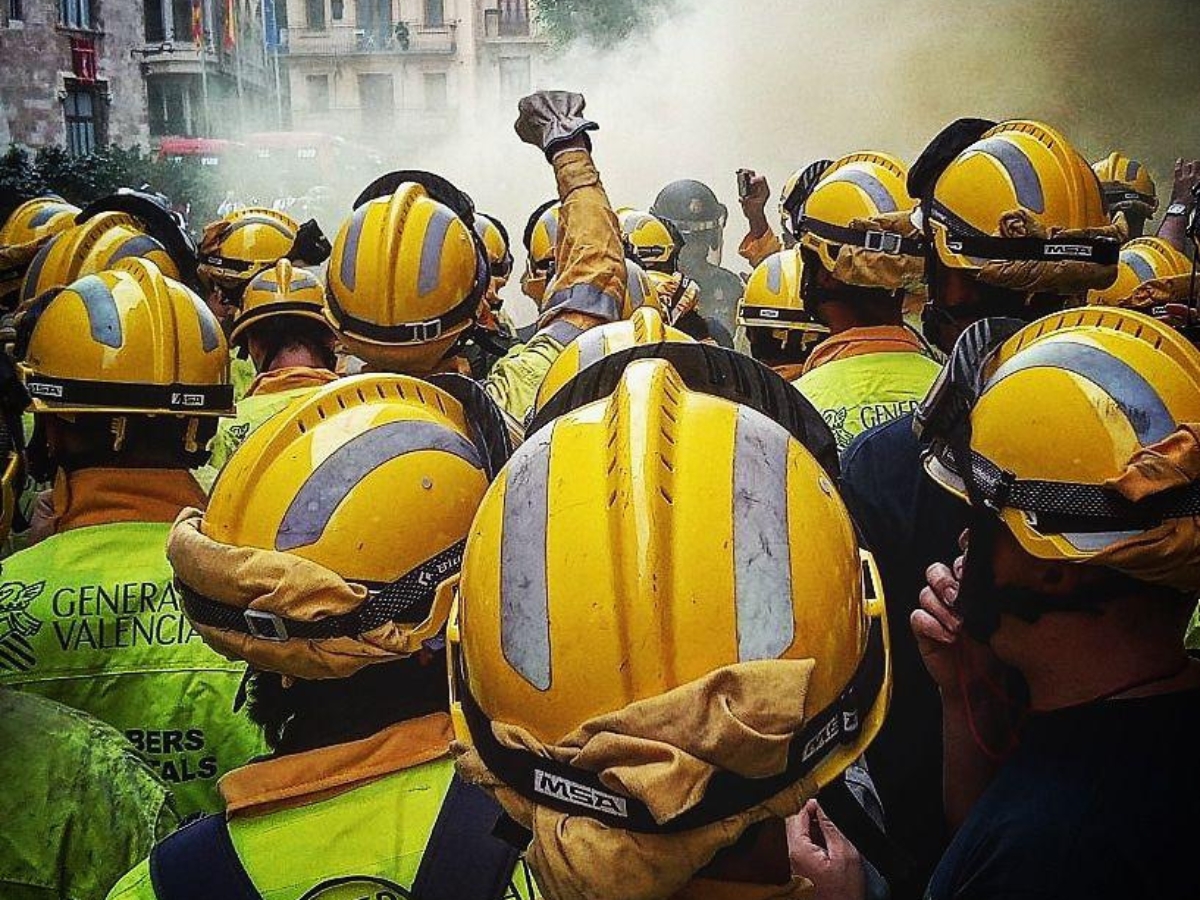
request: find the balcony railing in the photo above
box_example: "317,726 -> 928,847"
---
483,5 -> 539,39
281,22 -> 457,56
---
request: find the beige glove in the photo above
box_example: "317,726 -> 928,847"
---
515,91 -> 599,160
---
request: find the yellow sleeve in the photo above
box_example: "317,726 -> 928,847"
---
738,229 -> 783,268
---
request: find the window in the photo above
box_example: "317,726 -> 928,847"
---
64,87 -> 103,155
148,78 -> 190,135
424,0 -> 442,27
304,0 -> 324,29
329,0 -> 342,19
358,73 -> 393,126
423,71 -> 447,110
144,0 -> 164,40
306,74 -> 330,112
498,56 -> 530,97
59,0 -> 92,29
9,0 -> 24,22
171,0 -> 193,39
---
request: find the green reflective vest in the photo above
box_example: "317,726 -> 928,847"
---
0,521 -> 267,815
0,689 -> 178,900
107,757 -> 537,900
231,355 -> 257,403
794,351 -> 941,452
1187,605 -> 1199,651
194,385 -> 318,493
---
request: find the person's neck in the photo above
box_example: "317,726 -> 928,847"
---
818,302 -> 901,335
1014,632 -> 1197,712
257,346 -> 328,371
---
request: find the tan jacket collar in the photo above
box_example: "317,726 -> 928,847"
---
52,467 -> 206,534
247,366 -> 338,397
802,325 -> 927,375
221,713 -> 454,818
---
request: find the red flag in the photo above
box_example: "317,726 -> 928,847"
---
191,0 -> 203,48
223,0 -> 236,50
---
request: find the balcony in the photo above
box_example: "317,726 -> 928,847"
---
281,22 -> 457,57
483,2 -> 541,40
134,41 -> 220,77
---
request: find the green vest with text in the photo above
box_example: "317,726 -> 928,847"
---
0,521 -> 267,815
106,757 -> 537,900
794,351 -> 941,452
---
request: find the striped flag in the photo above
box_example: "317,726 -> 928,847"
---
191,0 -> 203,48
223,0 -> 236,49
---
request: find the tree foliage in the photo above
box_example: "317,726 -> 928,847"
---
0,143 -> 223,227
535,0 -> 677,49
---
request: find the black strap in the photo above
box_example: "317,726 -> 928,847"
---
201,253 -> 262,274
412,775 -> 522,900
326,283 -> 480,346
181,539 -> 465,642
797,217 -> 925,257
457,622 -> 886,835
24,374 -> 233,413
929,201 -> 1120,265
962,449 -> 1200,524
149,814 -> 262,900
818,778 -> 917,893
233,300 -> 328,334
739,305 -> 820,326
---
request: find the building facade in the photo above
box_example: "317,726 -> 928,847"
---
1,0 -> 149,150
280,0 -> 547,151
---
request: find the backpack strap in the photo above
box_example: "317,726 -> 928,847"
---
149,814 -> 263,900
819,777 -> 917,894
412,774 -> 522,900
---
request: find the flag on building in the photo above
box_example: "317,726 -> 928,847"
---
223,0 -> 236,50
191,0 -> 203,48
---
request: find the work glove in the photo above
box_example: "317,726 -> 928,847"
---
515,91 -> 599,161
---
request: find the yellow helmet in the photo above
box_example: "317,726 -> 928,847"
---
521,200 -> 561,303
229,259 -> 329,349
1088,237 -> 1191,307
618,208 -> 680,273
175,373 -> 512,679
325,183 -> 488,374
17,257 -> 232,417
1092,152 -> 1158,217
197,207 -> 299,298
0,196 -> 80,305
18,211 -> 180,307
921,308 -> 1200,568
451,356 -> 889,830
737,249 -> 828,334
475,212 -> 514,282
533,306 -> 693,414
798,152 -> 918,275
928,121 -> 1114,277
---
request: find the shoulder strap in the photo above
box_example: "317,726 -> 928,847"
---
412,774 -> 522,900
149,814 -> 263,900
818,778 -> 917,894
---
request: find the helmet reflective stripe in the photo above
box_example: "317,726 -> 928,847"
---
575,327 -> 609,371
499,424 -> 555,691
418,207 -> 456,297
972,138 -> 1046,214
766,254 -> 784,294
73,275 -> 123,348
109,234 -> 164,266
20,235 -> 58,303
823,168 -> 900,215
28,205 -> 72,228
339,205 -> 370,292
733,406 -> 795,662
540,210 -> 560,250
1124,159 -> 1142,181
182,287 -> 222,353
276,420 -> 484,552
988,341 -> 1175,444
1122,250 -> 1157,285
230,215 -> 293,239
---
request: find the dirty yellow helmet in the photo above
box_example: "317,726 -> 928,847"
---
475,212 -> 514,282
229,259 -> 328,349
618,208 -> 680,273
798,152 -> 917,275
533,306 -> 693,414
0,196 -> 80,305
928,121 -> 1114,277
521,200 -> 561,304
18,211 -> 180,307
737,249 -> 828,335
1092,152 -> 1158,217
325,183 -> 488,374
921,308 -> 1200,568
175,372 -> 511,678
197,207 -> 299,297
450,355 -> 889,830
619,258 -> 666,320
17,257 -> 232,417
1088,237 -> 1191,306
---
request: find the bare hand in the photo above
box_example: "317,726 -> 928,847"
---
1170,158 -> 1200,206
738,170 -> 771,221
787,799 -> 866,900
911,555 -> 965,693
